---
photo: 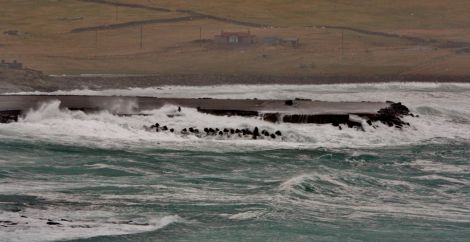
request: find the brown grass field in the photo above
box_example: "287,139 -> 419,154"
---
0,0 -> 470,77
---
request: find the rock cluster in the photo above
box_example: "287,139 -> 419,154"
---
0,110 -> 20,123
365,102 -> 413,128
145,122 -> 282,139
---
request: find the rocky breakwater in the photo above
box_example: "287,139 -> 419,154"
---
0,95 -> 413,131
200,99 -> 413,130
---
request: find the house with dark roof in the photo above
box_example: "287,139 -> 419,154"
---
214,31 -> 255,45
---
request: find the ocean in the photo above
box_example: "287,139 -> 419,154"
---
1,83 -> 470,241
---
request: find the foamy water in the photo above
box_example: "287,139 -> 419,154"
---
2,83 -> 470,150
1,83 -> 470,241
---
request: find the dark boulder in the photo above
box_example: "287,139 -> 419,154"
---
253,127 -> 260,137
0,110 -> 20,123
263,113 -> 280,123
47,221 -> 61,226
368,102 -> 411,128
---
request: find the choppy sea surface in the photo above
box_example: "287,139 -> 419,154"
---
1,82 -> 470,241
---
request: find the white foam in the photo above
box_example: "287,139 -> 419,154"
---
1,83 -> 470,149
84,163 -> 157,176
413,175 -> 469,184
276,170 -> 470,223
227,210 -> 265,220
0,209 -> 179,242
409,160 -> 469,173
9,82 -> 470,101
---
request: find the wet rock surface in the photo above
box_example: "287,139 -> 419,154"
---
197,108 -> 259,117
262,102 -> 413,130
0,110 -> 21,123
363,102 -> 412,128
0,95 -> 413,130
46,221 -> 62,226
145,122 -> 283,140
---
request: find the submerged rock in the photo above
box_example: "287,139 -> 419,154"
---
46,221 -> 61,226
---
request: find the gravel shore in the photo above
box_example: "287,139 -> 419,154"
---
1,68 -> 470,94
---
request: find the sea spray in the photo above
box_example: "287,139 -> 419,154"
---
0,98 -> 469,150
1,83 -> 470,241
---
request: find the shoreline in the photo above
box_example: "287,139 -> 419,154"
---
48,73 -> 470,87
2,68 -> 470,93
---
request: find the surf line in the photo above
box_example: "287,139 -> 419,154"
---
0,95 -> 415,130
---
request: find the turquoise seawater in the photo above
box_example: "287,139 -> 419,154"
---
1,140 -> 470,241
1,83 -> 470,241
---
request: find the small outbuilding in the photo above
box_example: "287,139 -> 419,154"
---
263,37 -> 281,45
214,31 -> 255,45
0,60 -> 23,69
281,38 -> 300,48
263,37 -> 300,47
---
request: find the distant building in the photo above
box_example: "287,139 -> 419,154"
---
281,38 -> 300,47
263,37 -> 300,47
3,30 -> 20,36
0,60 -> 23,69
214,31 -> 255,45
263,37 -> 281,45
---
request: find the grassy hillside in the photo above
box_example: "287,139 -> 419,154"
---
125,0 -> 470,29
0,0 -> 469,77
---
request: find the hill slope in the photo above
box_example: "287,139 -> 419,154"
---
0,0 -> 469,77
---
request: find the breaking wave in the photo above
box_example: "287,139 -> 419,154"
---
1,209 -> 179,242
1,83 -> 470,150
1,83 -> 470,241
